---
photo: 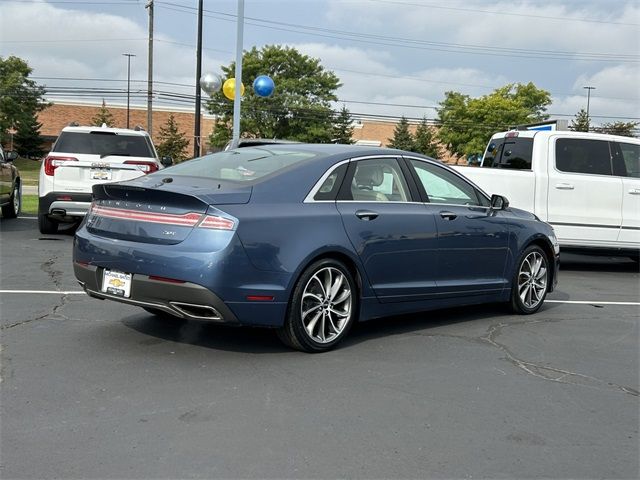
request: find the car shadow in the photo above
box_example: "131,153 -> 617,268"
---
560,253 -> 639,273
121,302 -> 538,354
0,216 -> 79,236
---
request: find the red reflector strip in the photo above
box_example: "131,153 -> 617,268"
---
91,206 -> 202,227
149,275 -> 186,284
246,295 -> 274,302
57,195 -> 73,201
74,261 -> 90,267
198,215 -> 235,230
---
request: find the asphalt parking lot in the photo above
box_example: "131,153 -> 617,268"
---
1,216 -> 638,479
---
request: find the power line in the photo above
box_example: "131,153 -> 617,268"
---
154,1 -> 639,63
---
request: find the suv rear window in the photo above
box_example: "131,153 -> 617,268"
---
164,148 -> 317,182
482,137 -> 533,170
53,132 -> 155,158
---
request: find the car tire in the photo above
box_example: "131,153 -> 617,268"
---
38,212 -> 59,234
1,183 -> 21,219
277,258 -> 358,352
510,245 -> 549,314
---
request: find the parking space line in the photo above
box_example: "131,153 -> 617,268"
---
546,300 -> 640,306
0,290 -> 85,295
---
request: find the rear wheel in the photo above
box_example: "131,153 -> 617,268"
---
510,245 -> 549,314
277,258 -> 357,352
1,184 -> 21,218
38,212 -> 58,234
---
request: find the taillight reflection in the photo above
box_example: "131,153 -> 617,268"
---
198,215 -> 235,230
123,160 -> 159,174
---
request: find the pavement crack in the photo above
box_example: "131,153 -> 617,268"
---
480,319 -> 638,398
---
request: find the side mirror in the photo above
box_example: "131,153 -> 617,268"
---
490,194 -> 509,210
6,151 -> 18,162
161,156 -> 173,167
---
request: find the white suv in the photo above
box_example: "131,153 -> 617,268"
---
38,125 -> 164,234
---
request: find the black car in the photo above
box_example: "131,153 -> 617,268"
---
0,145 -> 21,218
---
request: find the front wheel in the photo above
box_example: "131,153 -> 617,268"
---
277,258 -> 358,352
1,184 -> 21,218
510,245 -> 549,314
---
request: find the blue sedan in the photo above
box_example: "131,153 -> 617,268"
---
73,144 -> 559,352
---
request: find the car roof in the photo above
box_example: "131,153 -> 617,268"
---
61,125 -> 150,136
225,142 -> 413,158
490,129 -> 640,142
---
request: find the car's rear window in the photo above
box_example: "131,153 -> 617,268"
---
164,148 -> 318,182
482,136 -> 533,170
53,132 -> 155,158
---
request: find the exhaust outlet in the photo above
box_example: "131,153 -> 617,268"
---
51,208 -> 67,216
170,302 -> 222,320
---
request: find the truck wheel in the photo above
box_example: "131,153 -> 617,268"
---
510,245 -> 549,314
277,258 -> 357,352
38,212 -> 59,234
1,184 -> 21,218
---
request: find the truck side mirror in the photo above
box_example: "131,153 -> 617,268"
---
161,156 -> 173,167
490,194 -> 509,210
6,151 -> 18,162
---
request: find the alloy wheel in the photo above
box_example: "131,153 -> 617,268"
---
13,186 -> 20,213
518,251 -> 548,309
300,266 -> 352,344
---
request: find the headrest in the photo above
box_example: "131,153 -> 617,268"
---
355,164 -> 385,187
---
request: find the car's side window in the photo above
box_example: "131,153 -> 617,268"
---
555,138 -> 612,176
314,163 -> 348,201
410,160 -> 485,206
618,142 -> 640,178
347,158 -> 410,202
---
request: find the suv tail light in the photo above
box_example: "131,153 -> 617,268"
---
44,156 -> 78,176
123,160 -> 159,174
198,215 -> 235,230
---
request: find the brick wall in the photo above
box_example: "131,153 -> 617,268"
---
37,102 -> 215,153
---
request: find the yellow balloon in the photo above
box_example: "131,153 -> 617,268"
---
222,78 -> 245,100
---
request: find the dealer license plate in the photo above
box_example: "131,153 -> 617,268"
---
102,269 -> 132,297
91,168 -> 112,181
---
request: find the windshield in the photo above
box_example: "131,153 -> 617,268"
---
53,132 -> 155,158
163,147 -> 318,182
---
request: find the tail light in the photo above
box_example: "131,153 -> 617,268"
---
44,156 -> 78,176
123,160 -> 159,174
198,215 -> 235,230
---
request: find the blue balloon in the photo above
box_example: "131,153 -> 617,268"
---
253,75 -> 275,97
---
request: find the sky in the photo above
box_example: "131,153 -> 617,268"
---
1,0 -> 639,126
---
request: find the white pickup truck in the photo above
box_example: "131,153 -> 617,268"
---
452,130 -> 640,259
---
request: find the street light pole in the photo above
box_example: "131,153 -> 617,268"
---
583,86 -> 595,132
146,1 -> 154,136
231,0 -> 245,148
123,53 -> 136,129
194,0 -> 203,157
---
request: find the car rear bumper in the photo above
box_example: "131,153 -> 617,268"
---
74,262 -> 240,323
39,192 -> 92,218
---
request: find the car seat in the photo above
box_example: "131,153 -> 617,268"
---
352,164 -> 388,201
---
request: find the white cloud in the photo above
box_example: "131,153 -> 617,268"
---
0,0 -> 227,108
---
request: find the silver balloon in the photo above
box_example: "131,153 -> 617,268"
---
199,72 -> 222,95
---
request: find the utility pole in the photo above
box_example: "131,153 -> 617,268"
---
194,0 -> 203,157
123,53 -> 136,129
146,0 -> 154,137
583,86 -> 595,132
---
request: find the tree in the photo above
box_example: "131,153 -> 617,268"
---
436,82 -> 551,156
570,108 -> 590,132
14,113 -> 44,158
0,56 -> 48,145
92,100 -> 115,127
412,116 -> 440,157
206,45 -> 340,148
598,121 -> 638,137
156,114 -> 189,162
387,116 -> 414,150
331,105 -> 355,144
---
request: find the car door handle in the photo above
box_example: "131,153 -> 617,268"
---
355,210 -> 378,221
629,188 -> 640,195
440,211 -> 457,221
555,183 -> 574,190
